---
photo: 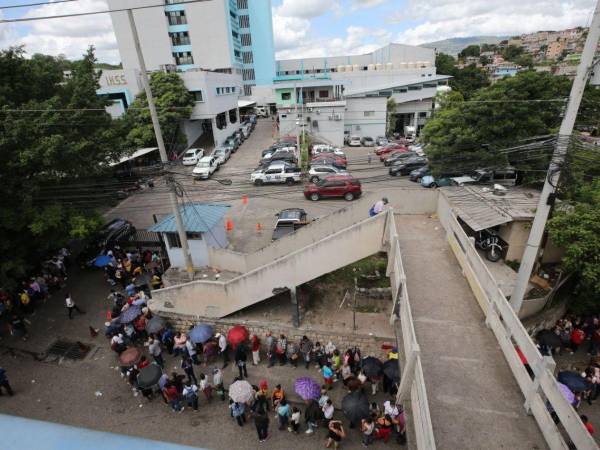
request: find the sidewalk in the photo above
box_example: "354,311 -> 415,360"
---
395,215 -> 547,450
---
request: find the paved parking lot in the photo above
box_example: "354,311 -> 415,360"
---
107,119 -> 413,253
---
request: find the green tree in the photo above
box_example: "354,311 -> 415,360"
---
0,46 -> 123,290
481,43 -> 498,53
435,52 -> 490,99
479,55 -> 491,66
123,72 -> 194,150
501,45 -> 524,61
386,97 -> 397,135
458,45 -> 481,59
435,52 -> 456,75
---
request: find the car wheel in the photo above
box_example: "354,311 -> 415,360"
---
310,193 -> 320,201
430,182 -> 438,188
344,192 -> 354,201
285,178 -> 294,186
310,176 -> 319,183
254,179 -> 263,186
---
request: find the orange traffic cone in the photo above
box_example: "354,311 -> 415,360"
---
256,223 -> 262,232
226,219 -> 234,232
242,195 -> 248,205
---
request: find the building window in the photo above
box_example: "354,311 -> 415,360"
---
229,10 -> 237,19
318,90 -> 329,98
173,51 -> 193,65
364,111 -> 375,117
242,51 -> 253,64
408,85 -> 422,91
232,30 -> 239,39
216,112 -> 227,130
191,90 -> 203,102
169,31 -> 190,46
239,14 -> 250,28
240,33 -> 252,46
236,0 -> 248,8
242,68 -> 255,81
419,112 -> 427,118
243,85 -> 252,96
281,92 -> 291,100
166,232 -> 181,248
234,50 -> 241,58
229,109 -> 238,123
166,10 -> 187,25
165,0 -> 184,4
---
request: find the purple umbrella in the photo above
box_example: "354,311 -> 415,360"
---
294,377 -> 321,401
119,305 -> 142,324
558,382 -> 575,404
189,324 -> 214,344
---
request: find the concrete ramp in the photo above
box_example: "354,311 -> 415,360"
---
149,211 -> 388,318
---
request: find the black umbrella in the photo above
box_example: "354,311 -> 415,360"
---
383,359 -> 401,383
558,371 -> 590,393
137,364 -> 162,389
536,330 -> 561,348
361,356 -> 383,378
342,391 -> 370,425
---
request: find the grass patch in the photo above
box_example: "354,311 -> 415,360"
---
317,253 -> 390,288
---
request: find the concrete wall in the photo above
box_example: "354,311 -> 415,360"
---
345,96 -> 386,138
182,120 -> 205,147
150,212 -> 387,318
164,234 -> 209,269
499,220 -> 531,262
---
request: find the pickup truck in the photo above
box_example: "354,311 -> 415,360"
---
272,208 -> 309,240
250,162 -> 301,186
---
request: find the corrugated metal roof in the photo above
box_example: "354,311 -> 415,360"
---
344,75 -> 452,97
149,203 -> 230,233
441,186 -> 540,231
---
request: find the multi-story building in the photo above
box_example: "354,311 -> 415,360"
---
546,40 -> 566,60
101,0 -> 276,148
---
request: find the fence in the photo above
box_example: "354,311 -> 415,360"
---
442,211 -> 597,450
385,211 -> 436,450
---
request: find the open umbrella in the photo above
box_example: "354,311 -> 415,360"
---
227,325 -> 249,350
361,356 -> 383,378
228,380 -> 254,403
137,364 -> 162,389
342,391 -> 370,425
190,324 -> 214,344
119,305 -> 142,324
558,382 -> 575,404
536,330 -> 561,349
118,347 -> 141,366
294,377 -> 321,401
558,371 -> 590,393
146,316 -> 166,334
383,359 -> 401,383
93,254 -> 112,268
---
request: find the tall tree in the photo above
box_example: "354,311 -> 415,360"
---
435,52 -> 490,99
458,44 -> 481,59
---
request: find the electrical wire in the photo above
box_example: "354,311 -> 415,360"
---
0,0 -> 78,9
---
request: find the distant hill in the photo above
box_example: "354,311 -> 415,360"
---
420,36 -> 509,55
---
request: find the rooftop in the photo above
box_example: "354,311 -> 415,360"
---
440,186 -> 540,231
149,203 -> 230,233
343,74 -> 452,97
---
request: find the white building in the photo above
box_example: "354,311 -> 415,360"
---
149,203 -> 230,269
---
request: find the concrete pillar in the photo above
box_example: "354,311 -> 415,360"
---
290,286 -> 300,328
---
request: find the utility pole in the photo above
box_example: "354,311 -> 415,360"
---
510,0 -> 600,312
127,10 -> 194,280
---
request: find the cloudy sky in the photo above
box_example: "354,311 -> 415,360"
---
0,0 -> 596,63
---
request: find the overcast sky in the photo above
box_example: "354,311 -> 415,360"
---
0,0 -> 596,63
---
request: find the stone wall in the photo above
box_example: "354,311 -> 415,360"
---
158,312 -> 395,357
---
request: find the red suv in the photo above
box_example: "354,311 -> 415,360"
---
375,144 -> 407,156
303,175 -> 362,201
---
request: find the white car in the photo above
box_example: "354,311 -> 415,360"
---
182,148 -> 204,166
241,125 -> 251,139
193,156 -> 218,179
212,146 -> 232,166
312,145 -> 345,157
348,135 -> 361,147
308,165 -> 348,183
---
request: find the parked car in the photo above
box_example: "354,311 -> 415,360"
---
421,175 -> 454,188
262,147 -> 296,161
272,208 -> 309,241
361,136 -> 375,147
213,146 -> 232,166
348,135 -> 361,147
250,161 -> 301,186
376,143 -> 407,156
265,149 -> 297,165
409,166 -> 431,182
383,150 -> 415,165
225,135 -> 240,152
453,167 -> 518,186
234,130 -> 245,143
376,136 -> 389,146
304,175 -> 362,201
193,156 -> 219,179
308,165 -> 348,183
182,148 -> 204,166
241,124 -> 251,139
76,218 -> 136,266
310,154 -> 347,169
389,157 -> 427,176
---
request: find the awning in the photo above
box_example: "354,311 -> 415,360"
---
238,99 -> 256,108
441,187 -> 513,231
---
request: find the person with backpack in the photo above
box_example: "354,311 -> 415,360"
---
182,380 -> 199,410
277,399 -> 291,430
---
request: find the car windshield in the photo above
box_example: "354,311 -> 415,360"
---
214,150 -> 224,156
185,150 -> 196,157
197,161 -> 210,167
279,210 -> 302,221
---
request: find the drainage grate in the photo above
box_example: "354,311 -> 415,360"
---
46,339 -> 92,361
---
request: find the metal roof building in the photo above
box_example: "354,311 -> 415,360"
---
149,203 -> 230,233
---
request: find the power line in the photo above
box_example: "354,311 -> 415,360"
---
0,0 -> 211,23
0,0 -> 78,9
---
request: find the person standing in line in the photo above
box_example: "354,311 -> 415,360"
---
217,333 -> 229,368
182,380 -> 199,411
277,399 -> 291,430
290,406 -> 301,433
300,335 -> 313,369
163,382 -> 184,413
213,368 -> 225,401
185,338 -> 200,365
199,373 -> 212,403
322,363 -> 334,390
65,293 -> 84,319
147,334 -> 164,368
322,398 -> 334,428
276,334 -> 288,366
250,334 -> 261,366
325,420 -> 346,449
0,367 -> 14,396
253,407 -> 270,442
266,331 -> 276,368
235,341 -> 249,379
361,417 -> 375,446
304,399 -> 321,434
231,401 -> 246,427
182,356 -> 198,385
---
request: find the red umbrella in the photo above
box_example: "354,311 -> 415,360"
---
118,347 -> 141,366
227,325 -> 249,349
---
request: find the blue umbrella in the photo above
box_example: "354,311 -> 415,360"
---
189,324 -> 214,344
558,371 -> 590,393
120,305 -> 142,324
93,254 -> 112,268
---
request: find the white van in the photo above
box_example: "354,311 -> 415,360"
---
254,106 -> 269,118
